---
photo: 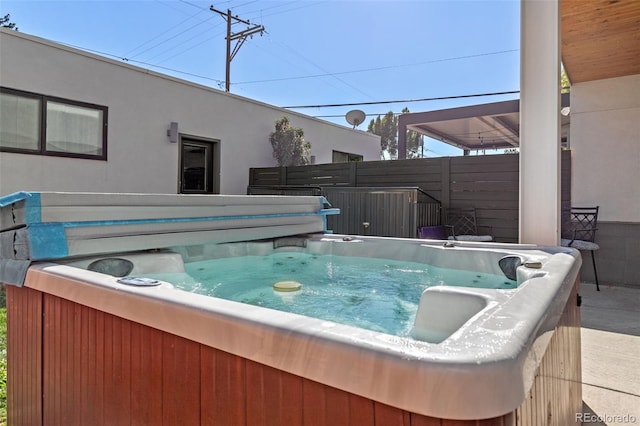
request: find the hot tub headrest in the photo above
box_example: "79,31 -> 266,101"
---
499,255 -> 523,281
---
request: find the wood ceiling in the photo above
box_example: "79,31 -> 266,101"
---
561,0 -> 640,83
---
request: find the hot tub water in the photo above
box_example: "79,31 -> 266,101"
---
147,251 -> 515,336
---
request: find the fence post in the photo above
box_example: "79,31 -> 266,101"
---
279,167 -> 287,185
441,158 -> 451,208
349,162 -> 357,186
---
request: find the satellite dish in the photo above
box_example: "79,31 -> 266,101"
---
345,109 -> 366,129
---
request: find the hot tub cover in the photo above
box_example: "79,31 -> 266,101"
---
0,191 -> 338,285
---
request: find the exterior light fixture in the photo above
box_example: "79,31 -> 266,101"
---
167,122 -> 179,143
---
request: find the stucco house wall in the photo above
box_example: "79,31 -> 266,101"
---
570,74 -> 640,223
0,29 -> 380,195
569,74 -> 640,286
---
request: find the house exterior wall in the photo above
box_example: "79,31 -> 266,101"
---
0,29 -> 380,195
570,74 -> 640,223
570,74 -> 640,287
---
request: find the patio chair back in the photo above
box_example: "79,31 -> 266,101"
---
562,206 -> 599,243
443,207 -> 493,241
561,206 -> 600,290
446,208 -> 479,236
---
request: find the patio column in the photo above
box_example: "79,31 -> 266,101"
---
519,0 -> 561,245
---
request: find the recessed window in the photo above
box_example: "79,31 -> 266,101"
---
0,87 -> 107,160
332,150 -> 363,163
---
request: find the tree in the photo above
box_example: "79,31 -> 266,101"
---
367,107 -> 423,159
367,111 -> 397,158
270,116 -> 311,166
561,65 -> 570,94
401,107 -> 424,159
1,14 -> 18,31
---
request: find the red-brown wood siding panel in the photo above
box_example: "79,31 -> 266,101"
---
201,346 -> 247,425
110,313 -> 132,425
130,322 -> 164,426
162,333 -> 201,425
408,413 -> 443,426
373,402 -> 412,425
245,358 -> 304,426
40,294 -> 200,426
301,378 -> 375,426
42,296 -> 115,425
6,285 -> 43,426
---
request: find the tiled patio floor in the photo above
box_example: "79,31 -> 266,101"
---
579,283 -> 640,425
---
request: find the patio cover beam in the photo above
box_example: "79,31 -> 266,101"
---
405,124 -> 470,151
491,116 -> 520,147
474,116 -> 519,147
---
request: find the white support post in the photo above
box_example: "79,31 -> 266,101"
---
519,0 -> 561,245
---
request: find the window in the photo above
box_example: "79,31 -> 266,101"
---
0,91 -> 40,151
332,150 -> 363,163
0,87 -> 107,159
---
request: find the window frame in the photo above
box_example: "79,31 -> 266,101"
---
0,87 -> 108,160
178,136 -> 220,195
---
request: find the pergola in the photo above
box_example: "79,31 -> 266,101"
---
398,95 -> 569,155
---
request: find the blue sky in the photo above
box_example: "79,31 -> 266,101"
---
1,0 -> 521,157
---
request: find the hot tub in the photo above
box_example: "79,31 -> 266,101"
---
3,192 -> 583,425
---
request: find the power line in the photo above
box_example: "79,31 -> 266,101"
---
178,0 -> 209,9
128,1 -> 327,77
129,1 -> 319,67
243,37 -> 361,98
255,38 -> 376,101
127,14 -> 218,61
56,1 -> 518,99
243,1 -> 328,21
51,38 -> 519,111
146,27 -> 226,64
123,3 -> 209,58
231,1 -> 261,9
57,41 -> 226,85
234,49 -> 518,85
282,90 -> 520,109
233,2 -> 375,100
154,30 -> 224,67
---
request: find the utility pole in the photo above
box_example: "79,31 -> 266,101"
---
210,6 -> 265,92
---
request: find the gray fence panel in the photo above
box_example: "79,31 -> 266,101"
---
248,151 -> 572,243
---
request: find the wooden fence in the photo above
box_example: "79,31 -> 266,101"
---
249,152 -> 571,243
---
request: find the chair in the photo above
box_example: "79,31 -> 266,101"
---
561,206 -> 600,291
443,207 -> 493,242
